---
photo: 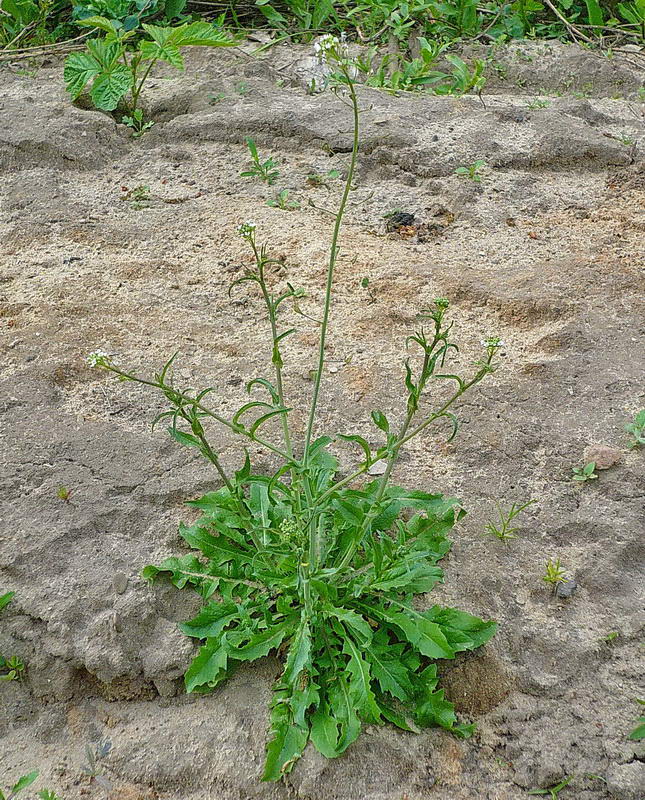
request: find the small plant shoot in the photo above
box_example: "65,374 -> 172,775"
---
484,499 -> 536,544
625,409 -> 645,449
543,558 -> 567,594
89,41 -> 501,781
241,137 -> 281,185
572,462 -> 598,482
64,16 -> 235,120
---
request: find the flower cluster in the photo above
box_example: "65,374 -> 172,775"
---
434,297 -> 450,309
87,350 -> 111,368
482,337 -> 505,349
313,34 -> 340,60
237,221 -> 257,239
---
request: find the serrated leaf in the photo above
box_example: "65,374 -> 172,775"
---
179,600 -> 240,638
424,606 -> 497,651
342,633 -> 380,722
139,39 -> 184,68
179,522 -> 253,562
262,691 -> 309,781
89,63 -> 133,110
324,605 -> 372,645
365,603 -> 455,659
231,619 -> 293,662
63,50 -> 102,99
414,687 -> 458,730
184,636 -> 229,692
366,642 -> 413,701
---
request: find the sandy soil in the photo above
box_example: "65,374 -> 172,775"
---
1,38 -> 644,800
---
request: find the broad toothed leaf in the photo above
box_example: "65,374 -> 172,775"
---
184,636 -> 229,692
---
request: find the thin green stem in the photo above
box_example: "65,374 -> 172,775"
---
302,64 -> 360,464
102,364 -> 294,463
250,239 -> 293,460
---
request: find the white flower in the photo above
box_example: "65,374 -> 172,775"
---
481,337 -> 505,349
237,221 -> 256,238
87,349 -> 111,367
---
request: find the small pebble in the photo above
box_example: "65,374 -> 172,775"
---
112,573 -> 128,595
556,579 -> 577,599
582,444 -> 621,470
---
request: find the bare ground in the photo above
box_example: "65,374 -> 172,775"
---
1,39 -> 644,800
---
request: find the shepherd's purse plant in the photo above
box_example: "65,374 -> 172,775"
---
88,38 -> 502,782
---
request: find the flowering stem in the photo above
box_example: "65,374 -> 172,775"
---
302,62 -> 360,466
100,364 -> 294,463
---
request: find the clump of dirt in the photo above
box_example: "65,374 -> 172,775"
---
1,39 -> 644,800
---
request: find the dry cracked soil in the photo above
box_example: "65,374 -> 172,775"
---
1,37 -> 644,800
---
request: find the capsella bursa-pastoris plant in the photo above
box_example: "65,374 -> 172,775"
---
88,39 -> 502,782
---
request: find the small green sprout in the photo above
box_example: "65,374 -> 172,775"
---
0,772 -> 39,800
306,169 -> 341,188
266,189 -> 300,210
208,91 -> 226,105
572,462 -> 598,482
241,138 -> 280,185
38,791 -> 61,800
122,109 -> 155,138
0,654 -> 25,681
235,81 -> 250,96
625,409 -> 645,449
0,591 -> 25,682
601,631 -> 620,644
527,97 -> 551,109
542,558 -> 567,593
528,775 -> 573,798
484,499 -> 536,544
628,698 -> 645,741
57,486 -> 72,502
455,159 -> 487,183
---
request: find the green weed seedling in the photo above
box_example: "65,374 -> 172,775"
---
122,108 -> 155,138
37,792 -> 61,800
80,741 -> 112,791
527,98 -> 551,109
64,16 -> 235,123
542,558 -> 567,594
484,499 -> 535,544
572,462 -> 597,482
267,189 -> 300,210
88,41 -> 502,782
241,138 -> 280,186
306,169 -> 341,188
625,409 -> 645,448
56,486 -> 72,502
208,91 -> 226,105
0,772 -> 39,800
528,775 -> 573,798
455,159 -> 487,183
0,591 -> 25,682
628,698 -> 645,741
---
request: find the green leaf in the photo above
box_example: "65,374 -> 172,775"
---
366,642 -> 413,701
283,618 -> 311,684
366,603 -> 455,659
263,691 -> 309,781
414,687 -> 458,730
179,521 -> 252,562
584,0 -> 604,25
75,14 -> 118,33
231,620 -> 293,662
342,633 -> 380,722
371,410 -> 390,433
89,62 -> 133,110
139,39 -> 184,68
163,0 -> 186,18
324,606 -> 372,645
184,636 -> 229,692
167,427 -> 201,448
63,50 -> 102,99
337,433 -> 372,463
10,773 -> 39,796
179,600 -> 240,638
0,591 -> 15,613
628,720 -> 645,740
424,606 -> 497,651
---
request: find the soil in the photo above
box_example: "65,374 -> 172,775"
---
1,38 -> 644,800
